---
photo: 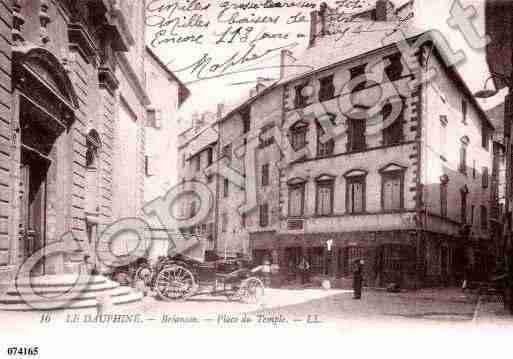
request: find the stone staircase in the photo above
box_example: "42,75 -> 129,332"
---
0,274 -> 143,311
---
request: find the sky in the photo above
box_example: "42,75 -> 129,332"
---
145,0 -> 503,130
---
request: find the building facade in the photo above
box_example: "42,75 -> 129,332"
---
181,1 -> 499,288
176,108 -> 223,254
0,0 -> 157,283
144,46 -> 189,203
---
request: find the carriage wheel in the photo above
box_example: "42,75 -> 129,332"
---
155,265 -> 195,301
238,277 -> 264,304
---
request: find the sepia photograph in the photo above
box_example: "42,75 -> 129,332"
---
0,0 -> 512,357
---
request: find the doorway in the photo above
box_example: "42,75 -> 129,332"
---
18,110 -> 56,276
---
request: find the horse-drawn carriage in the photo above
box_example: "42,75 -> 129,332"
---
110,234 -> 265,304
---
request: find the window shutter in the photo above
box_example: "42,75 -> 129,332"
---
354,181 -> 363,212
154,109 -> 162,129
482,167 -> 489,188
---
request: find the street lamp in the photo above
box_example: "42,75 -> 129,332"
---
475,73 -> 513,314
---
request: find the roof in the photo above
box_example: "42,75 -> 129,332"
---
179,125 -> 219,159
215,21 -> 494,131
145,46 -> 191,102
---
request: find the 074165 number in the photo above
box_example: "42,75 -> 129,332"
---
7,347 -> 39,356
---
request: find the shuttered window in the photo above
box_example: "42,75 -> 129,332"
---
289,183 -> 305,217
259,203 -> 269,227
347,176 -> 365,213
316,180 -> 334,215
317,120 -> 334,157
348,117 -> 366,151
290,121 -> 308,151
382,173 -> 402,211
440,183 -> 448,218
482,166 -> 489,188
261,163 -> 269,187
382,102 -> 403,146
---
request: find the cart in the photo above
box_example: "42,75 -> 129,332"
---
111,234 -> 265,304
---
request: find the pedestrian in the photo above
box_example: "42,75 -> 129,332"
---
298,256 -> 310,285
353,259 -> 364,299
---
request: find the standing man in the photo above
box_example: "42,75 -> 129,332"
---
353,259 -> 364,299
298,256 -> 310,285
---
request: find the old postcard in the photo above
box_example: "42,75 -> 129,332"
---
0,0 -> 512,358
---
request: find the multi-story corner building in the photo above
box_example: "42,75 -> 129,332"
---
144,46 -> 189,203
176,107 -> 223,254
0,1 -> 177,287
205,0 -> 498,288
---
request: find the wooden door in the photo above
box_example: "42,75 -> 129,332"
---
19,151 -> 49,275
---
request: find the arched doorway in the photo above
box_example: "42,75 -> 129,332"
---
13,45 -> 78,275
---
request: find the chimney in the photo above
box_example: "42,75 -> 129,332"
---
375,0 -> 391,21
191,111 -> 200,131
256,77 -> 268,93
280,49 -> 296,79
216,103 -> 224,120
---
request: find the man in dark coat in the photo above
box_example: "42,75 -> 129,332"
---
353,259 -> 364,299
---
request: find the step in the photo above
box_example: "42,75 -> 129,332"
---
5,280 -> 120,296
0,291 -> 144,311
13,274 -> 109,287
0,286 -> 133,304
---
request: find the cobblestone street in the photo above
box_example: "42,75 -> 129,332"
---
1,287 -> 512,334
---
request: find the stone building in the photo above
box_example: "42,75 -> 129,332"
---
176,107 -> 224,255
144,46 -> 189,203
189,0 -> 499,287
0,0 -> 158,292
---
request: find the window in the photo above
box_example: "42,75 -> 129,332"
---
482,124 -> 490,150
346,176 -> 366,213
317,117 -> 335,157
439,116 -> 447,160
222,213 -> 228,232
481,205 -> 488,230
86,130 -> 101,168
261,163 -> 269,187
241,213 -> 246,228
294,83 -> 309,108
259,125 -> 274,148
482,166 -> 489,188
382,171 -> 404,211
459,138 -> 469,174
195,154 -> 201,172
316,178 -> 334,216
460,187 -> 468,224
241,107 -> 251,134
462,99 -> 467,124
223,178 -> 229,197
382,101 -> 403,146
472,160 -> 476,179
471,204 -> 475,225
440,183 -> 448,218
259,203 -> 269,227
207,147 -> 213,166
182,153 -> 186,168
349,63 -> 367,92
290,121 -> 308,151
144,155 -> 155,177
347,117 -> 366,151
319,75 -> 335,102
288,182 -> 305,217
384,53 -> 403,82
222,144 -> 232,161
